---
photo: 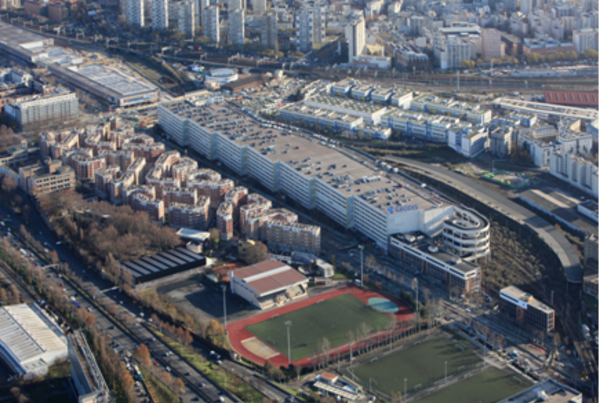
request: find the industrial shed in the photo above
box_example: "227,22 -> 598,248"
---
0,304 -> 68,380
121,247 -> 207,284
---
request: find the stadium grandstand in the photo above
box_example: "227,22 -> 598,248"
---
121,247 -> 206,284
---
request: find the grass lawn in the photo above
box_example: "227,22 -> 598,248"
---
141,366 -> 178,403
246,294 -> 394,361
350,336 -> 481,396
413,367 -> 532,403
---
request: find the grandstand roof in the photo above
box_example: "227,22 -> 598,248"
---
544,91 -> 598,107
231,260 -> 308,296
121,247 -> 206,283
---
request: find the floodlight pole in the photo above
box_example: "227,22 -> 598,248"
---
404,378 -> 407,401
222,285 -> 228,333
445,361 -> 447,384
359,245 -> 364,288
285,321 -> 292,366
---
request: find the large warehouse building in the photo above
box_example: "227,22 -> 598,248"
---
121,247 -> 206,284
0,304 -> 68,380
230,260 -> 309,309
0,22 -> 158,108
159,98 -> 490,293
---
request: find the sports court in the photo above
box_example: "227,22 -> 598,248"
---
227,286 -> 414,367
350,336 -> 481,396
413,367 -> 531,403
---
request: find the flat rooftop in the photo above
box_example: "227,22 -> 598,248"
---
498,380 -> 580,403
519,188 -> 597,235
74,64 -> 156,99
493,97 -> 599,122
412,94 -> 485,114
305,94 -> 387,115
280,103 -> 363,125
162,101 -> 445,214
501,285 -> 554,314
121,247 -> 206,282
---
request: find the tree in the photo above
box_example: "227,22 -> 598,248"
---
172,377 -> 185,395
365,254 -> 377,270
1,175 -> 17,195
391,391 -> 404,403
239,241 -> 269,265
134,344 -> 152,366
209,227 -> 220,249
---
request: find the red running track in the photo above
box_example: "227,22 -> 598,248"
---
227,285 -> 414,368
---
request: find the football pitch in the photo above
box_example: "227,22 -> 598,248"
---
350,336 -> 481,396
414,367 -> 532,403
245,294 -> 394,361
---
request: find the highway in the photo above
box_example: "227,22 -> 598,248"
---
383,157 -> 582,284
0,202 -> 237,403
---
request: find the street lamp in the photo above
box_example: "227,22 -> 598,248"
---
222,285 -> 228,333
445,361 -> 447,384
358,245 -> 364,288
285,321 -> 292,366
404,378 -> 407,401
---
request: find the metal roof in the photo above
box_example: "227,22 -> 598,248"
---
0,304 -> 66,366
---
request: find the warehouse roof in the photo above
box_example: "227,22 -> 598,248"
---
545,91 -> 598,107
0,304 -> 66,366
231,260 -> 308,296
121,247 -> 206,282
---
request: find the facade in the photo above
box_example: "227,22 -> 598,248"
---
490,127 -> 513,157
202,6 -> 220,45
126,0 -> 144,26
434,37 -> 471,70
0,304 -> 68,380
295,3 -> 326,52
260,12 -> 278,50
18,158 -> 75,195
388,235 -> 482,293
549,152 -> 598,197
168,198 -> 210,230
500,285 -> 555,333
229,260 -> 309,309
70,154 -> 106,181
251,0 -> 265,14
68,331 -> 112,403
573,28 -> 598,54
229,9 -> 245,45
482,28 -> 503,60
131,193 -> 165,223
152,0 -> 168,30
178,1 -> 195,38
447,126 -> 489,158
217,201 -> 234,240
346,16 -> 366,64
4,92 -> 78,128
265,221 -> 321,255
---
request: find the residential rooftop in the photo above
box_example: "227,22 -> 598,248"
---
501,285 -> 554,314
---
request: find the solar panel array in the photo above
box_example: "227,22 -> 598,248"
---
122,247 -> 205,279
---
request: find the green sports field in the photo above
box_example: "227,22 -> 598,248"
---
245,294 -> 394,361
350,336 -> 481,396
414,367 -> 532,403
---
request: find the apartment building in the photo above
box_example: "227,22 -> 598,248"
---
217,201 -> 234,240
126,0 -> 144,26
573,28 -> 599,54
121,135 -> 165,163
168,197 -> 210,229
131,192 -> 164,223
229,9 -> 245,45
295,2 -> 326,52
224,186 -> 248,222
202,6 -> 220,45
163,186 -> 197,208
490,127 -> 513,157
178,1 -> 195,38
94,165 -> 121,199
482,28 -> 504,60
251,0 -> 265,14
18,158 -> 75,196
265,221 -> 321,255
500,285 -> 555,333
261,12 -> 278,50
69,154 -> 106,181
5,91 -> 79,128
346,16 -> 366,64
433,37 -> 472,70
152,0 -> 168,30
549,152 -> 598,197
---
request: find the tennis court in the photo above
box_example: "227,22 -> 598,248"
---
414,367 -> 532,403
351,336 -> 481,396
245,293 -> 395,361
